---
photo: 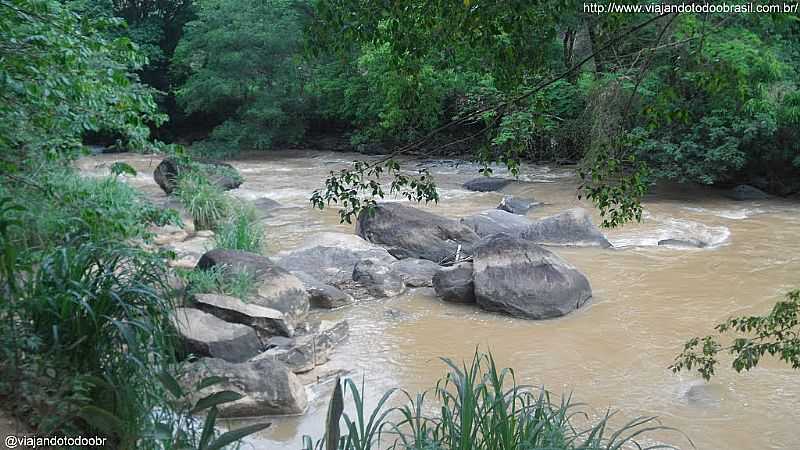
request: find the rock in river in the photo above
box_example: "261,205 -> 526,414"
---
273,232 -> 396,286
352,259 -> 406,298
196,249 -> 310,327
521,208 -> 611,248
192,293 -> 293,338
658,238 -> 708,249
389,258 -> 441,287
174,307 -> 261,363
497,195 -> 538,215
463,177 -> 512,192
461,209 -> 533,238
473,234 -> 592,319
291,271 -> 354,309
356,203 -> 479,262
433,262 -> 476,304
254,320 -> 349,373
184,357 -> 307,417
153,157 -> 243,194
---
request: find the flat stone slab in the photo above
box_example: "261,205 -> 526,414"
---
174,307 -> 261,363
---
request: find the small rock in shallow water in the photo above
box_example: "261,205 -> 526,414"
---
463,177 -> 512,192
658,238 -> 707,248
497,195 -> 538,215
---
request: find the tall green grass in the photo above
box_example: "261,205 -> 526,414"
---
303,352 -> 687,450
213,203 -> 265,254
181,264 -> 257,301
175,173 -> 230,230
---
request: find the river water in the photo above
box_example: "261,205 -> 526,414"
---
78,150 -> 800,450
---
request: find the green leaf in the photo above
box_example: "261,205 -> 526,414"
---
206,422 -> 271,450
192,390 -> 243,414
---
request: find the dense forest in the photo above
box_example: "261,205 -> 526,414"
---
1,0 -> 799,449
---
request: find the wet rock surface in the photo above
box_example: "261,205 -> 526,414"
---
355,203 -> 479,262
174,307 -> 261,363
521,208 -> 611,248
183,357 -> 308,417
473,234 -> 592,319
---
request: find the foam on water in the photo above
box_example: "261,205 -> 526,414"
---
610,211 -> 731,248
682,206 -> 764,220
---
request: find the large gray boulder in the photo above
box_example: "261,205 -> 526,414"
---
154,157 -> 243,194
184,357 -> 307,417
432,262 -> 476,304
463,177 -> 512,192
196,250 -> 310,326
497,195 -> 538,215
254,320 -> 349,373
725,184 -> 769,201
389,258 -> 441,287
521,208 -> 611,248
355,203 -> 479,262
173,308 -> 261,363
461,209 -> 533,238
291,271 -> 353,309
274,232 -> 396,285
192,293 -> 293,338
473,234 -> 592,319
352,260 -> 406,298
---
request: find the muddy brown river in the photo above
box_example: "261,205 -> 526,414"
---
79,150 -> 800,450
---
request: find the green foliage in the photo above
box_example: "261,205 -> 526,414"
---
174,0 -> 308,151
303,351 -> 685,450
213,203 -> 265,254
672,290 -> 800,381
182,265 -> 257,301
0,0 -> 165,163
175,172 -> 231,230
5,168 -> 179,256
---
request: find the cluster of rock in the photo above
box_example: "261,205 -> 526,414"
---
352,202 -> 600,319
149,167 -> 607,418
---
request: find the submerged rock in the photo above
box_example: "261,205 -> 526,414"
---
433,262 -> 476,304
174,307 -> 261,363
658,238 -> 708,249
184,357 -> 307,417
725,184 -> 769,201
274,232 -> 396,285
192,293 -> 293,338
473,234 -> 592,319
463,177 -> 512,192
352,260 -> 406,298
461,209 -> 533,238
521,208 -> 612,248
254,320 -> 349,373
355,203 -> 479,262
154,157 -> 243,194
497,196 -> 538,215
252,197 -> 282,218
389,258 -> 441,287
196,249 -> 310,326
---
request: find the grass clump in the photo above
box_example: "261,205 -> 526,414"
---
303,351 -> 686,450
182,264 -> 257,301
174,172 -> 230,230
214,203 -> 265,253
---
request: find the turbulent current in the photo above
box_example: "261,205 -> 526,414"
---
78,150 -> 800,450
